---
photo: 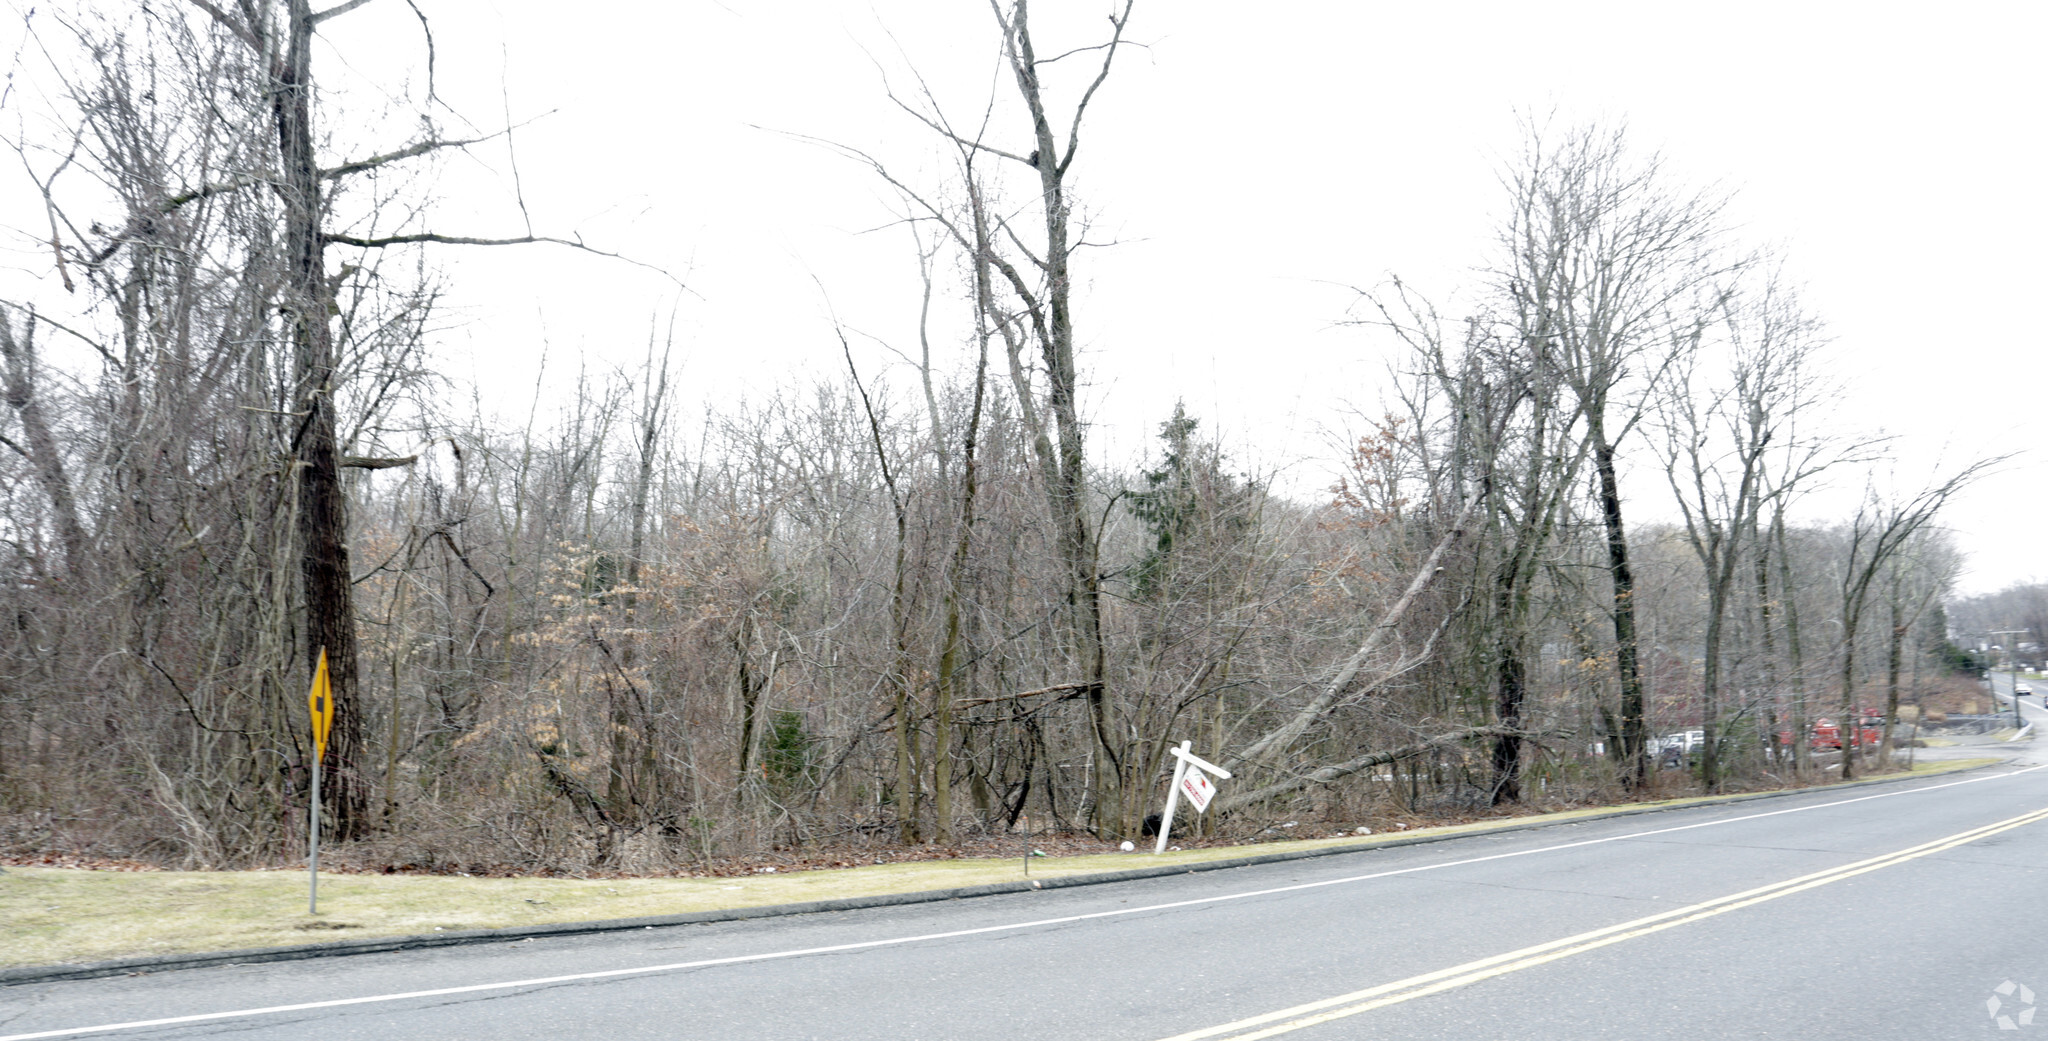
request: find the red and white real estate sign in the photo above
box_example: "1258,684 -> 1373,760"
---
1179,768 -> 1216,813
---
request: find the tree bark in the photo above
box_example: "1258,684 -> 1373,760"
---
1881,599 -> 1905,768
609,353 -> 668,826
932,177 -> 997,846
996,0 -> 1121,833
1490,611 -> 1528,803
0,310 -> 87,575
1589,419 -> 1648,788
276,0 -> 367,839
1775,510 -> 1810,778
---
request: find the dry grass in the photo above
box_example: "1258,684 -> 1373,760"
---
0,756 -> 1997,970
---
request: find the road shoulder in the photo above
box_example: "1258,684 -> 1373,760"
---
0,757 -> 2002,986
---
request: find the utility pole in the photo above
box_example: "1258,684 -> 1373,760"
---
1989,630 -> 2027,729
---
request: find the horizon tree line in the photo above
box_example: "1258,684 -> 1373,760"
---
0,1 -> 1995,870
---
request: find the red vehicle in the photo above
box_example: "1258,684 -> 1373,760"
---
1776,710 -> 1884,751
1804,710 -> 1883,750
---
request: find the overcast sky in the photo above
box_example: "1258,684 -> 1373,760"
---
17,1 -> 2047,594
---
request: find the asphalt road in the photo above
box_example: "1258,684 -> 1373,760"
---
1992,671 -> 2040,726
6,761 -> 2048,1041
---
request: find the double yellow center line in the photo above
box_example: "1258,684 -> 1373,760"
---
1158,804 -> 2048,1041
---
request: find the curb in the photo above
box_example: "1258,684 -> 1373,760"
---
1,758 -> 2004,987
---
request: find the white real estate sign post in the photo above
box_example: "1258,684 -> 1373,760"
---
1155,740 -> 1231,854
1179,767 -> 1215,812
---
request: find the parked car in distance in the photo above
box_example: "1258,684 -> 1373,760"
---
1649,730 -> 1707,753
1783,710 -> 1884,751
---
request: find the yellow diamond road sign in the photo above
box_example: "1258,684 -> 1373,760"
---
308,648 -> 333,762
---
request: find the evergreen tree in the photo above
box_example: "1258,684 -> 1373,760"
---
1127,403 -> 1257,603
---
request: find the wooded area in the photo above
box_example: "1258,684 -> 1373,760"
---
0,2 -> 2007,873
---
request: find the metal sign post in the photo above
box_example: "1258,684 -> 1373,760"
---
1155,740 -> 1231,854
308,648 -> 333,915
1990,631 -> 2027,731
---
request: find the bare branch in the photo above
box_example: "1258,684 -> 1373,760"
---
1214,726 -> 1520,814
405,0 -> 438,104
342,454 -> 418,470
308,0 -> 377,26
1032,40 -> 1120,67
323,231 -> 686,287
885,92 -> 1035,168
1057,0 -> 1136,177
955,683 -> 1091,708
184,0 -> 261,53
319,127 -> 525,180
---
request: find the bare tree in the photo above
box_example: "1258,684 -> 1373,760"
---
1363,282 -> 1584,805
1833,462 -> 1994,779
175,0 -> 655,839
836,0 -> 1139,834
1877,530 -> 1960,764
1655,273 -> 1826,789
1497,120 -> 1732,788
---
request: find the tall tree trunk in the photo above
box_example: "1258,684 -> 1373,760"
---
1752,509 -> 1783,766
994,0 -> 1131,836
734,615 -> 766,787
1590,419 -> 1647,788
1700,569 -> 1728,791
1881,593 -> 1906,768
0,310 -> 87,575
932,178 -> 997,846
1838,613 -> 1861,781
276,0 -> 366,840
1490,626 -> 1527,803
610,354 -> 668,825
1489,500 -> 1537,805
1774,510 -> 1810,778
841,328 -> 920,844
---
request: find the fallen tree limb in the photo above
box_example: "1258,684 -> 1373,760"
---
1220,493 -> 1483,775
1212,724 -> 1515,814
342,454 -> 418,470
954,682 -> 1092,708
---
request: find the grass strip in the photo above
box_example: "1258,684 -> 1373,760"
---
0,756 -> 1997,969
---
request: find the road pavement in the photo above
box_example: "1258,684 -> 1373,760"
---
1992,671 -> 2042,730
5,759 -> 2047,1040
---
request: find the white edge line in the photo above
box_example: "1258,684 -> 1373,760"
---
6,763 -> 2041,1041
